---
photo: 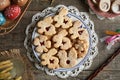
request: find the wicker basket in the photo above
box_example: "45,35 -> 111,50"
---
0,0 -> 32,35
0,49 -> 34,80
87,0 -> 120,18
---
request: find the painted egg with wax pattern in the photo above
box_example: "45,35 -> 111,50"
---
4,5 -> 21,20
0,13 -> 6,26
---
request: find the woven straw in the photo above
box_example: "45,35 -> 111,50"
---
0,0 -> 32,36
0,49 -> 34,80
87,0 -> 120,18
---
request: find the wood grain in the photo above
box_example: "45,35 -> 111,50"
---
87,48 -> 120,80
0,0 -> 120,80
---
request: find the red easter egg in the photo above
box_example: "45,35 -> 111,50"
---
4,5 -> 21,20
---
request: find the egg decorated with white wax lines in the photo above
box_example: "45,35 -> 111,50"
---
4,5 -> 21,20
0,13 -> 6,26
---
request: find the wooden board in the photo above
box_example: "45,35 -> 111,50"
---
0,0 -> 120,80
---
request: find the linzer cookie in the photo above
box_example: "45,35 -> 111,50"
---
33,7 -> 89,69
33,35 -> 51,53
52,30 -> 72,50
53,8 -> 68,28
37,16 -> 56,36
57,48 -> 77,68
69,20 -> 89,40
41,48 -> 59,69
75,40 -> 89,58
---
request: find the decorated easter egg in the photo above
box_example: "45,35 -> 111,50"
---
13,0 -> 28,6
111,0 -> 120,14
0,13 -> 6,26
0,0 -> 10,11
99,0 -> 111,12
4,5 -> 21,20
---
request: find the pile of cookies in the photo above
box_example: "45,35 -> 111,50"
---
0,60 -> 22,80
92,0 -> 120,14
33,7 -> 89,69
0,0 -> 28,26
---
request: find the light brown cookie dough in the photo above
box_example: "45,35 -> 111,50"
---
53,30 -> 68,48
37,16 -> 56,36
69,20 -> 82,39
53,7 -> 72,28
33,35 -> 51,53
53,7 -> 68,27
69,20 -> 89,40
41,48 -> 59,69
78,28 -> 89,40
53,30 -> 72,50
62,16 -> 73,28
57,48 -> 77,68
75,40 -> 89,58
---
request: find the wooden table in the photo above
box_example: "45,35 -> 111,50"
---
0,0 -> 120,80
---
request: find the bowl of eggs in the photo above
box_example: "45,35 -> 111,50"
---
0,0 -> 32,35
87,0 -> 120,18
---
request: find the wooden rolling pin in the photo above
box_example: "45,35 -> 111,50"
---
87,48 -> 120,80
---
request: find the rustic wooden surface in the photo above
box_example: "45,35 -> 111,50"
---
0,0 -> 120,80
